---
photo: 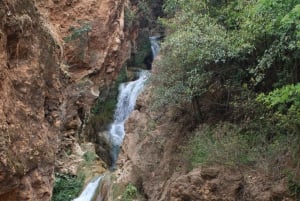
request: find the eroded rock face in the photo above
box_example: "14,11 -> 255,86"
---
37,0 -> 128,84
0,1 -> 61,200
36,0 -> 131,157
0,0 -> 133,200
166,167 -> 243,201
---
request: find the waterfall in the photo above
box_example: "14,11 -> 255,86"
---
109,70 -> 149,169
150,36 -> 160,58
72,36 -> 159,201
110,36 -> 159,169
73,176 -> 103,201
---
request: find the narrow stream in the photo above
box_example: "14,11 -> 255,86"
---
110,70 -> 149,170
72,36 -> 159,201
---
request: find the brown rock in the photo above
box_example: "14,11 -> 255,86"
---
0,0 -> 135,199
201,167 -> 220,180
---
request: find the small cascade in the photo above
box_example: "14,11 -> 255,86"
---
73,176 -> 103,201
73,36 -> 159,201
109,70 -> 150,169
150,36 -> 160,58
109,36 -> 159,169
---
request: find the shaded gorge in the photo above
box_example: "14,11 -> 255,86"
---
71,37 -> 159,201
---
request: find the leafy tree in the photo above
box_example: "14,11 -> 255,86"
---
154,0 -> 300,190
153,0 -> 299,114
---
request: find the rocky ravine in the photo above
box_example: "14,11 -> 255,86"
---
116,63 -> 295,201
0,0 -> 133,200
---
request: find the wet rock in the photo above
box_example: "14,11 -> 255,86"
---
95,131 -> 112,167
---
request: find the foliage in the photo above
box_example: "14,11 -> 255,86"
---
85,67 -> 128,141
129,34 -> 152,69
137,1 -> 153,27
257,83 -> 300,113
154,0 -> 300,196
288,173 -> 300,199
83,151 -> 97,164
51,173 -> 85,201
153,0 -> 300,113
64,22 -> 91,42
92,68 -> 127,115
120,183 -> 138,201
185,120 -> 299,177
153,0 -> 249,110
257,83 -> 300,134
124,7 -> 136,29
185,123 -> 250,167
124,0 -> 153,30
241,0 -> 300,86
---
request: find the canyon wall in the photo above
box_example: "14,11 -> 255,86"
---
0,0 -> 133,200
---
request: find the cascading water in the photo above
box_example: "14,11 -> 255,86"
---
109,70 -> 149,169
72,36 -> 159,201
150,36 -> 160,58
110,36 -> 159,168
73,176 -> 103,201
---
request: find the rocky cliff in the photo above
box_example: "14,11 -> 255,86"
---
0,0 -> 132,200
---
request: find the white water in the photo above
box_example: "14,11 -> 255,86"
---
150,36 -> 160,58
109,36 -> 159,168
110,70 -> 149,146
109,71 -> 150,169
72,176 -> 103,201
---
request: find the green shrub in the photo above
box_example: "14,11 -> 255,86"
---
83,151 -> 97,164
257,83 -> 300,135
91,67 -> 127,115
153,0 -> 299,114
51,173 -> 85,201
64,22 -> 91,42
121,183 -> 138,201
257,83 -> 300,113
124,7 -> 136,29
185,121 -> 299,177
288,173 -> 300,200
86,67 -> 128,140
185,123 -> 257,167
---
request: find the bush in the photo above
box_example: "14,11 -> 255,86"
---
85,67 -> 128,141
185,123 -> 256,167
185,120 -> 299,178
121,183 -> 138,201
257,83 -> 300,134
257,83 -> 300,113
51,173 -> 85,201
124,7 -> 136,29
64,22 -> 91,42
288,173 -> 300,200
83,151 -> 97,164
